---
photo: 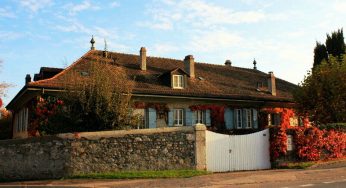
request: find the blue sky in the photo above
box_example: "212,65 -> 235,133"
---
0,0 -> 346,105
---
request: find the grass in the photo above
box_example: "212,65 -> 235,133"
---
276,161 -> 316,169
70,170 -> 210,179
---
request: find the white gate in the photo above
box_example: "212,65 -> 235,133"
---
206,129 -> 271,172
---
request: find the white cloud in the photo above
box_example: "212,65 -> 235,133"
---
55,21 -> 91,34
19,0 -> 53,13
0,8 -> 16,18
141,0 -> 267,30
0,31 -> 23,40
189,30 -> 242,52
64,1 -> 100,15
333,0 -> 346,12
152,43 -> 179,55
110,1 -> 120,8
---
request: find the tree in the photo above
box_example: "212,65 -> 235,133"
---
0,59 -> 10,107
313,42 -> 328,68
313,28 -> 346,68
326,28 -> 345,58
37,58 -> 136,134
294,56 -> 346,125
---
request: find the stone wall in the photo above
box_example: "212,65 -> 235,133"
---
0,125 -> 206,181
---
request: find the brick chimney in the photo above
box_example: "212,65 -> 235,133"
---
267,71 -> 276,96
184,55 -> 195,78
25,74 -> 31,85
139,47 -> 146,71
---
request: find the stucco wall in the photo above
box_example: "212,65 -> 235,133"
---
0,125 -> 206,181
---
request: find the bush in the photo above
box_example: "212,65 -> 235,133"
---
319,123 -> 346,132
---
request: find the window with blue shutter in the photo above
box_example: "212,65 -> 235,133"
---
168,110 -> 173,126
235,109 -> 242,129
224,108 -> 233,129
185,108 -> 193,126
148,108 -> 156,128
205,109 -> 211,126
253,109 -> 258,129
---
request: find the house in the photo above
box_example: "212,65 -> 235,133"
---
7,37 -> 301,139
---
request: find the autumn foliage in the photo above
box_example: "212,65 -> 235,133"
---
269,108 -> 346,162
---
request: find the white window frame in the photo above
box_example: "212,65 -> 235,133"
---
235,109 -> 242,129
173,75 -> 184,89
195,110 -> 205,124
245,109 -> 252,128
173,109 -> 184,126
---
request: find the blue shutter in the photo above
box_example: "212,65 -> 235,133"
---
253,109 -> 258,129
191,110 -> 196,125
224,108 -> 234,129
168,110 -> 173,127
242,109 -> 247,129
185,108 -> 193,126
205,109 -> 211,126
148,108 -> 156,128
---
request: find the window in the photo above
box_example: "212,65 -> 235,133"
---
268,113 -> 281,126
289,116 -> 299,127
245,109 -> 252,128
195,110 -> 205,124
235,109 -> 242,129
173,109 -> 184,126
173,75 -> 184,89
287,135 -> 293,151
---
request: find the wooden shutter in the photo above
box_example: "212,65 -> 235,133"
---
148,108 -> 156,128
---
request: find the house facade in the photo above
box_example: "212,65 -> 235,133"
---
7,39 -> 301,139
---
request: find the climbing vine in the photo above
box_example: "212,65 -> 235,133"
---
189,105 -> 225,129
268,108 -> 346,161
28,95 -> 64,136
133,102 -> 169,112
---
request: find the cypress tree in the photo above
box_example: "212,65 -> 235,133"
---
313,42 -> 328,68
325,28 -> 345,59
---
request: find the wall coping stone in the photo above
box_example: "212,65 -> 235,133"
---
57,126 -> 195,140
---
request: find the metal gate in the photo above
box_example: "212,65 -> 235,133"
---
206,129 -> 271,172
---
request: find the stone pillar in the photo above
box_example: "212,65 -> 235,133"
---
194,123 -> 206,170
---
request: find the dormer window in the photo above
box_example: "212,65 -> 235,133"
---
173,75 -> 184,89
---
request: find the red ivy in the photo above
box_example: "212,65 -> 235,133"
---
270,126 -> 287,161
133,102 -> 169,112
189,105 -> 225,128
28,96 -> 64,136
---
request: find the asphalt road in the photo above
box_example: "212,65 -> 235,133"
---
1,165 -> 346,187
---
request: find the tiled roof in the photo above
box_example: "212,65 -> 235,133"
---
33,67 -> 64,81
28,50 -> 297,102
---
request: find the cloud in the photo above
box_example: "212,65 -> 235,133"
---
333,0 -> 346,12
152,43 -> 179,55
18,0 -> 53,13
64,1 -> 100,15
55,21 -> 91,34
0,8 -> 16,18
110,1 -> 120,8
0,31 -> 23,40
189,30 -> 242,52
141,0 -> 267,30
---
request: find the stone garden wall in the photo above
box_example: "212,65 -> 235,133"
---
0,125 -> 206,181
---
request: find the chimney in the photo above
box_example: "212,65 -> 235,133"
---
139,47 -> 146,71
25,74 -> 31,85
225,59 -> 232,66
267,71 -> 276,96
184,55 -> 195,78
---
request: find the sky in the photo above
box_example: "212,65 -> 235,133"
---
0,0 -> 346,106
